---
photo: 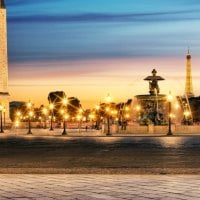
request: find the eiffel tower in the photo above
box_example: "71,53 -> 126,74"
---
185,49 -> 194,97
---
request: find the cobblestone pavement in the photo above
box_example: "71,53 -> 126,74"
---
0,175 -> 199,200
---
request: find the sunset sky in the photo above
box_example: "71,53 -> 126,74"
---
6,0 -> 200,108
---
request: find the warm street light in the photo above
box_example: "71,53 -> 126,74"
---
49,103 -> 54,131
27,101 -> 32,109
15,111 -> 22,128
125,113 -> 130,119
167,92 -> 173,136
16,111 -> 21,117
15,119 -> 20,128
89,114 -> 95,120
95,105 -> 100,110
0,105 -> 4,133
62,98 -> 68,106
106,94 -> 112,103
125,106 -> 129,111
136,105 -> 141,112
184,110 -> 191,125
79,108 -> 83,114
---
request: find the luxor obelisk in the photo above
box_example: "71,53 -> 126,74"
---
0,0 -> 10,121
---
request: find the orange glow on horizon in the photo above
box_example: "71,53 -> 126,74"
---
9,57 -> 200,108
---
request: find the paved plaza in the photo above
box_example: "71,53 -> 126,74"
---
0,175 -> 199,199
0,135 -> 199,199
0,135 -> 199,174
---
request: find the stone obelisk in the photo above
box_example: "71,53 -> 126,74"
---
0,0 -> 10,122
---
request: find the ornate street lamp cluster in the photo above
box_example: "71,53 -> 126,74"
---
14,97 -> 76,135
12,92 -> 192,136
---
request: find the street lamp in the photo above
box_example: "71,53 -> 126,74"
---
62,98 -> 68,106
26,101 -> 33,134
62,114 -> 69,135
61,98 -> 68,135
27,111 -> 33,134
77,114 -> 82,133
167,93 -> 173,136
42,107 -> 48,129
49,103 -> 54,131
15,111 -> 22,129
0,105 -> 4,133
95,104 -> 100,130
106,94 -> 112,136
16,111 -> 22,121
3,107 -> 6,127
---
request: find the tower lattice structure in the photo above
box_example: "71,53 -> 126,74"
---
185,49 -> 194,98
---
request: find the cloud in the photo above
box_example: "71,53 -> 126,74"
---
7,10 -> 200,24
5,0 -> 55,6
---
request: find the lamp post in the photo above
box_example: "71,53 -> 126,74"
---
27,101 -> 33,134
0,105 -> 4,133
78,108 -> 83,133
49,103 -> 54,131
27,111 -> 33,134
61,98 -> 68,135
15,111 -> 21,129
167,93 -> 173,136
106,94 -> 112,136
95,105 -> 100,130
62,114 -> 69,135
42,107 -> 48,129
62,113 -> 67,135
77,114 -> 82,133
3,107 -> 6,127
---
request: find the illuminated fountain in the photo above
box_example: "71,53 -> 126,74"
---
135,69 -> 168,125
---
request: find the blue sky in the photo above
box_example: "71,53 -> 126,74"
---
6,0 -> 200,63
4,0 -> 200,106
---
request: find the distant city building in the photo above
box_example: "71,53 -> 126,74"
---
0,0 -> 10,121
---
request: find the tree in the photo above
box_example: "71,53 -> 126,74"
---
48,91 -> 67,121
67,97 -> 82,118
9,101 -> 26,122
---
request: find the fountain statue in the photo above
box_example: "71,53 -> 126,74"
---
144,69 -> 164,95
135,69 -> 167,125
